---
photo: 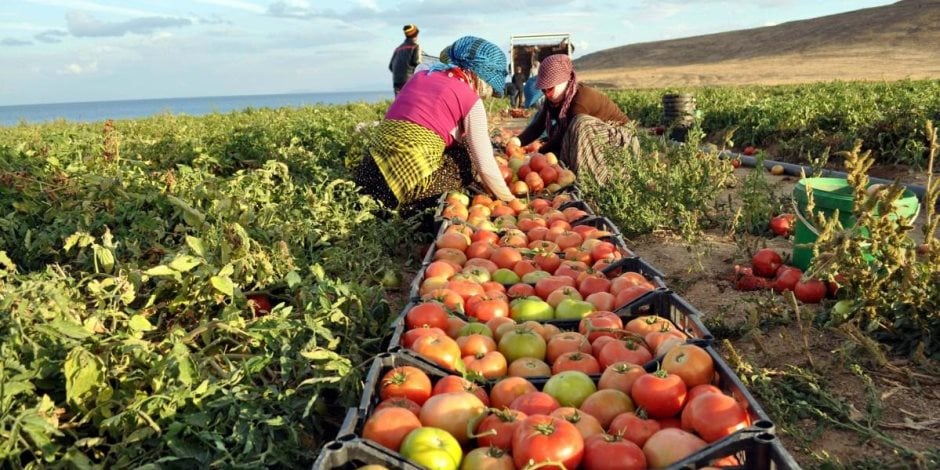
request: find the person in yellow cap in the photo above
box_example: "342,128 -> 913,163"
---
389,24 -> 422,96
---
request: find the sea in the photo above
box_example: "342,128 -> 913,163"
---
0,91 -> 395,127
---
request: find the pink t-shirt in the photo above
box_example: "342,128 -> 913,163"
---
385,70 -> 480,146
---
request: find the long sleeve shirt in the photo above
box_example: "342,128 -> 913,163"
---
387,71 -> 514,201
517,84 -> 629,155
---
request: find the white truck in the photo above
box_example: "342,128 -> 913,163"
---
509,33 -> 574,78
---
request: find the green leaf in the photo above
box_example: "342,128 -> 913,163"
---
129,314 -> 155,332
63,232 -> 94,252
284,270 -> 302,288
94,245 -> 115,273
146,265 -> 178,276
65,347 -> 106,410
166,195 -> 206,227
169,254 -> 201,272
185,236 -> 207,258
48,318 -> 94,339
210,276 -> 234,296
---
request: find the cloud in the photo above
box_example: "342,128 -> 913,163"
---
26,0 -> 158,17
66,11 -> 192,37
35,29 -> 68,43
192,0 -> 266,14
2,38 -> 33,46
58,60 -> 98,75
267,1 -> 321,19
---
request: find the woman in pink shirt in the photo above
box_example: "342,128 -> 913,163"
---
355,36 -> 515,218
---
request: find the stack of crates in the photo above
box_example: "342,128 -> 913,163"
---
314,183 -> 801,469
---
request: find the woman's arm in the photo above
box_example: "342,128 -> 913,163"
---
513,105 -> 548,147
464,100 -> 515,201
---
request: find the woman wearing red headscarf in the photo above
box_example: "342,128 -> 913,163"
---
506,54 -> 638,184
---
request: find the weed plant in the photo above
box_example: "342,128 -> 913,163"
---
579,123 -> 731,242
806,122 -> 939,359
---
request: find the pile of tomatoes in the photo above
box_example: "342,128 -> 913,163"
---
360,341 -> 754,470
733,248 -> 833,303
336,191 -> 773,469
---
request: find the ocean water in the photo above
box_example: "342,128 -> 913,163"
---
0,91 -> 394,127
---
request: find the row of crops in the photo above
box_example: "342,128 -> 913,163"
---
1,78 -> 937,467
607,79 -> 940,167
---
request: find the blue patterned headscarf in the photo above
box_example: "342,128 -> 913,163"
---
428,36 -> 507,94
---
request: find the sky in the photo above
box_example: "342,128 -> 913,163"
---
0,0 -> 898,106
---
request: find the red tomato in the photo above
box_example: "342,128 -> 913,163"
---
546,332 -> 593,364
579,311 -> 625,342
769,213 -> 796,237
361,407 -> 422,451
662,344 -> 715,388
511,415 -> 584,470
582,433 -> 647,470
246,294 -> 272,314
608,410 -> 661,447
794,279 -> 827,304
579,389 -> 635,429
400,326 -> 446,349
379,366 -> 432,405
579,275 -> 612,298
631,370 -> 688,419
373,396 -> 421,416
597,339 -> 653,369
684,392 -> 751,442
405,302 -> 449,330
772,265 -> 803,292
432,375 -> 489,406
476,408 -> 527,450
490,376 -> 538,410
624,315 -> 675,337
464,350 -> 509,380
743,146 -> 756,156
466,294 -> 510,322
642,428 -> 708,468
510,391 -> 561,416
419,391 -> 487,444
598,361 -> 646,394
550,407 -> 605,440
411,332 -> 463,370
551,351 -> 602,375
751,248 -> 782,278
461,446 -> 515,470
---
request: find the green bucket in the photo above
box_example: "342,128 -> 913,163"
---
792,177 -> 920,271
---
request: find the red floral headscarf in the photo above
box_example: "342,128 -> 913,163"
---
536,54 -> 578,138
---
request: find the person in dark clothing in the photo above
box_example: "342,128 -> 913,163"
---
507,54 -> 638,184
389,25 -> 422,96
510,65 -> 527,108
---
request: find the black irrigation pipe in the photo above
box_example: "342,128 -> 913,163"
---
716,149 -> 937,209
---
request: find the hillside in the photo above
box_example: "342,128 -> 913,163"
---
575,0 -> 940,88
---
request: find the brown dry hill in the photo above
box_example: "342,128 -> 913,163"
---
575,0 -> 940,88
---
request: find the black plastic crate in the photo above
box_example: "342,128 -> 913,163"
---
312,435 -> 424,470
613,290 -> 712,342
667,430 -> 801,470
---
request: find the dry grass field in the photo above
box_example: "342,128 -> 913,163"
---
575,0 -> 940,89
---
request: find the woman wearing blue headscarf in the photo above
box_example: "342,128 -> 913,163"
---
355,36 -> 516,217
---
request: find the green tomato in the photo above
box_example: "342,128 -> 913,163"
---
498,329 -> 547,363
461,266 -> 491,284
492,268 -> 521,285
543,370 -> 597,407
521,270 -> 551,285
399,427 -> 462,470
554,298 -> 595,320
458,322 -> 493,337
510,298 -> 554,321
